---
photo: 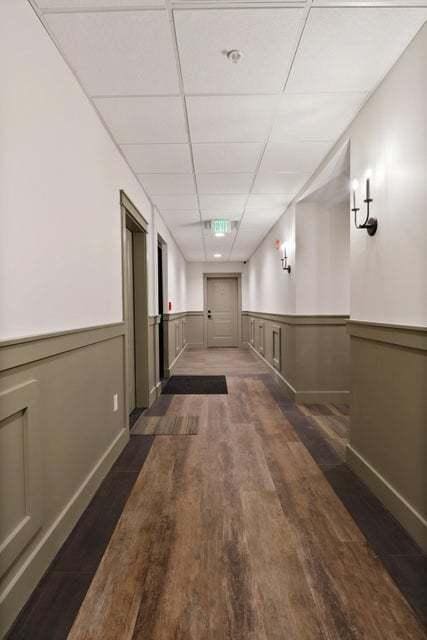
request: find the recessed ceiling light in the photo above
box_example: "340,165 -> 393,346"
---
214,253 -> 222,258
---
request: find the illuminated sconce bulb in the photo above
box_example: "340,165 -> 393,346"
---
280,242 -> 291,273
215,232 -> 225,238
351,179 -> 359,191
214,253 -> 222,258
365,168 -> 372,179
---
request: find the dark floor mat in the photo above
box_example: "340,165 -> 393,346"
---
162,375 -> 228,395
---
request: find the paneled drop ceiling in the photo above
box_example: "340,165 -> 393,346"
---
32,0 -> 427,261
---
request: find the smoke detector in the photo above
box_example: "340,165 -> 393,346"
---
224,49 -> 243,64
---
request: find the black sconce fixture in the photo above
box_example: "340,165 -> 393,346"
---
351,172 -> 378,236
280,243 -> 291,273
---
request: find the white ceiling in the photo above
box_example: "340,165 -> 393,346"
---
33,0 -> 427,261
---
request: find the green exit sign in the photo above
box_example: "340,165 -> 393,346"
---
211,219 -> 231,234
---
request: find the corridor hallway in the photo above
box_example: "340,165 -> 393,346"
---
10,348 -> 425,639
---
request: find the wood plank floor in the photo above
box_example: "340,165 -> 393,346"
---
297,403 -> 350,459
66,349 -> 426,640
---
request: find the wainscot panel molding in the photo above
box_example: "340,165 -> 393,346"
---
257,320 -> 265,355
348,320 -> 427,552
179,312 -> 205,350
0,380 -> 42,580
0,326 -> 128,638
272,325 -> 281,371
242,311 -> 350,403
163,313 -> 187,378
243,311 -> 349,326
0,323 -> 125,373
148,316 -> 162,406
347,320 -> 427,351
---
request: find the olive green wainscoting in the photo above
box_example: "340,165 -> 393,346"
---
347,321 -> 427,553
0,323 -> 128,638
242,311 -> 350,404
162,312 -> 188,378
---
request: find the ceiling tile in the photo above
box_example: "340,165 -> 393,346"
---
186,95 -> 280,143
287,7 -> 427,93
151,194 -> 198,210
231,231 -> 264,259
252,172 -> 308,195
94,97 -> 188,144
260,140 -> 332,173
172,227 -> 205,260
199,195 -> 247,217
38,0 -> 165,8
121,144 -> 192,174
271,92 -> 367,141
246,194 -> 289,211
204,230 -> 237,258
196,173 -> 253,195
242,210 -> 284,228
138,174 -> 196,196
160,210 -> 200,228
46,11 -> 179,95
193,143 -> 262,173
174,8 -> 304,94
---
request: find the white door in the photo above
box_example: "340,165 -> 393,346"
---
206,277 -> 238,348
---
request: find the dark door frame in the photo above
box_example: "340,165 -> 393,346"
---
120,191 -> 150,421
157,235 -> 167,380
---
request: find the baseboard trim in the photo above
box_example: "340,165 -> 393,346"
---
248,343 -> 296,399
148,381 -> 162,406
0,428 -> 129,639
248,343 -> 349,404
165,344 -> 187,378
347,445 -> 427,553
186,342 -> 205,350
296,390 -> 351,403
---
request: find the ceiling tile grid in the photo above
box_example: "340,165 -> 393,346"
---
37,0 -> 427,261
45,10 -> 180,95
121,144 -> 192,174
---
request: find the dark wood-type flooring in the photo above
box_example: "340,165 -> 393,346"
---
7,348 -> 426,640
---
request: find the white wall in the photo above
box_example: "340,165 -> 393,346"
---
153,209 -> 187,314
349,22 -> 427,326
0,0 -> 188,341
295,198 -> 350,315
246,207 -> 296,315
186,262 -> 247,311
246,24 -> 426,326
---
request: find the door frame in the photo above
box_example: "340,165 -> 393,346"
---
203,273 -> 242,348
120,190 -> 150,419
157,233 -> 168,380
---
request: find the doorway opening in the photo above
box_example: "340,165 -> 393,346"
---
157,236 -> 166,381
121,191 -> 150,426
204,274 -> 242,348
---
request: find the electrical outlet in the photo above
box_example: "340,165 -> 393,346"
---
113,393 -> 118,412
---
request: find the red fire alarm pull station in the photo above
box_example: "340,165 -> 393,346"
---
168,301 -> 172,311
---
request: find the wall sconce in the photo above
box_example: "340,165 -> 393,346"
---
280,243 -> 291,273
351,171 -> 378,236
